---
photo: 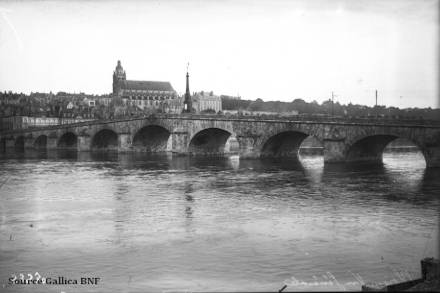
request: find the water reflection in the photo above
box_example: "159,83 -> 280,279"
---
0,150 -> 432,199
113,181 -> 131,246
0,149 -> 437,292
184,182 -> 195,233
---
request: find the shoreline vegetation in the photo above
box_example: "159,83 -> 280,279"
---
221,96 -> 440,121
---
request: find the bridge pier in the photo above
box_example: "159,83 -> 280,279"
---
118,133 -> 131,152
24,136 -> 34,149
47,137 -> 58,150
236,135 -> 260,158
423,146 -> 440,168
77,135 -> 91,151
323,139 -> 346,163
169,130 -> 189,155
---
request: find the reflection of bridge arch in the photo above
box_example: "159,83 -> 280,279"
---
34,135 -> 47,150
189,128 -> 232,155
132,125 -> 170,152
91,129 -> 118,150
58,132 -> 78,149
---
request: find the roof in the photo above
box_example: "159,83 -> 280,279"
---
122,80 -> 175,92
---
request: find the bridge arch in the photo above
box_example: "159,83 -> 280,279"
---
188,128 -> 232,155
346,134 -> 399,163
344,132 -> 427,164
260,130 -> 320,158
58,132 -> 78,149
15,136 -> 25,151
91,129 -> 118,151
132,125 -> 170,152
33,135 -> 47,150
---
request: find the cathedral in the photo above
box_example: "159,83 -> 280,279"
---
112,60 -> 180,112
112,60 -> 221,114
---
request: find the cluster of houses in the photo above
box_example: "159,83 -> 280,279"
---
0,60 -> 225,131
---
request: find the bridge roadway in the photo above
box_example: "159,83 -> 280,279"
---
1,114 -> 440,167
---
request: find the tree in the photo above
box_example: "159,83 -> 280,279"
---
248,98 -> 264,111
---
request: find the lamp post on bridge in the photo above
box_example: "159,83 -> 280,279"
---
375,89 -> 378,118
375,89 -> 378,107
331,91 -> 334,117
331,91 -> 338,117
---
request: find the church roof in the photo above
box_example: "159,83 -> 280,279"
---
123,80 -> 175,92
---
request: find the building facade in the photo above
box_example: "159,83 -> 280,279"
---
112,60 -> 179,112
192,91 -> 222,113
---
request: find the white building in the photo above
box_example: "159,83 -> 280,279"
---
192,91 -> 222,113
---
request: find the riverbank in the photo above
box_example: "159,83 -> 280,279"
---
362,258 -> 440,292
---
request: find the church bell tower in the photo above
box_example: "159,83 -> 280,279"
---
113,60 -> 126,95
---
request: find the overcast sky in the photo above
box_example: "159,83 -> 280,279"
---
0,0 -> 438,108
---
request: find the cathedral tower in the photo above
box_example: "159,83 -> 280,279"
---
113,60 -> 126,95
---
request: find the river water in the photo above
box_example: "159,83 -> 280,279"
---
0,150 -> 438,292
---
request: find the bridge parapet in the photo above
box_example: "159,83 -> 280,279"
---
2,114 -> 440,136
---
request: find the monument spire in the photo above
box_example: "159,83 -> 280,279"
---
186,66 -> 190,96
183,62 -> 192,113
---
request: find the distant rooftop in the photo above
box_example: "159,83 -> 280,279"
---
123,80 -> 175,92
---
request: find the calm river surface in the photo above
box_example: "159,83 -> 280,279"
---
0,150 -> 439,292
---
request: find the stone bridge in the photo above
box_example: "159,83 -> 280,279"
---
1,114 -> 440,167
